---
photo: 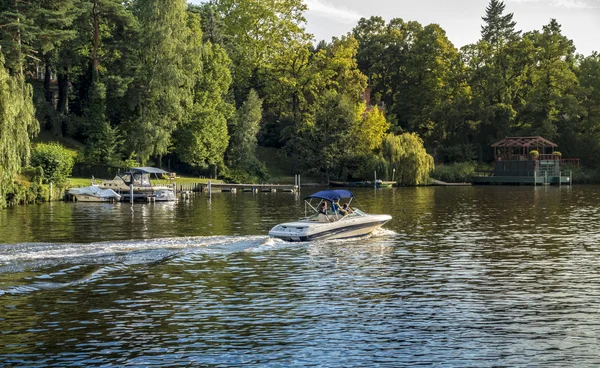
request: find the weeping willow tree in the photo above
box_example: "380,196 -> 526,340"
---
381,133 -> 434,185
0,52 -> 38,207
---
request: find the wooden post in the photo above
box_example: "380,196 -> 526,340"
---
49,182 -> 53,201
208,180 -> 212,196
129,183 -> 134,204
374,171 -> 377,189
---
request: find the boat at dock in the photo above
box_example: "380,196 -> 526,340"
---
68,185 -> 121,202
268,190 -> 392,242
99,167 -> 176,202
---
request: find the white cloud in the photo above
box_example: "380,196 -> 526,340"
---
508,0 -> 600,8
304,0 -> 363,24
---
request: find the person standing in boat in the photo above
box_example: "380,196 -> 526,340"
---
318,202 -> 332,222
319,202 -> 328,215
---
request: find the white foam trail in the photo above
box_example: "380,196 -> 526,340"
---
0,232 -> 396,297
0,236 -> 262,265
371,227 -> 399,238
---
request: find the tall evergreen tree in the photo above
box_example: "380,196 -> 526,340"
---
0,0 -> 38,75
481,0 -> 519,46
227,89 -> 263,172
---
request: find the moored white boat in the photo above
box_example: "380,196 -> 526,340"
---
68,186 -> 121,202
99,167 -> 176,202
268,190 -> 392,242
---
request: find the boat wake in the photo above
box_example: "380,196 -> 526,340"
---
0,236 -> 287,271
0,230 -> 397,296
0,236 -> 291,295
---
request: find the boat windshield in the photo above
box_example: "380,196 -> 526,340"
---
301,205 -> 365,223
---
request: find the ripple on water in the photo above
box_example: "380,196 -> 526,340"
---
2,187 -> 600,366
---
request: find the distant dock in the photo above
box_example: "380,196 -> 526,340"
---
175,182 -> 299,194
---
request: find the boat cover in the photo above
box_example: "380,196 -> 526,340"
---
69,186 -> 121,199
305,190 -> 353,202
129,167 -> 169,174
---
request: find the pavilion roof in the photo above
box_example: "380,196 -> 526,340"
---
491,136 -> 558,148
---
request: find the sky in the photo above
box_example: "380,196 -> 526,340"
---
302,0 -> 600,55
190,0 -> 600,56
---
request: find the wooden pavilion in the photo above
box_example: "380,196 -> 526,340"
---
473,136 -> 575,185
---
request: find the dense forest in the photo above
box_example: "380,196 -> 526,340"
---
1,0 -> 599,205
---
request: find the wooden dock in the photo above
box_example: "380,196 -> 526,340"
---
174,182 -> 298,193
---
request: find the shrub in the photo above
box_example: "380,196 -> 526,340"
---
30,143 -> 75,186
430,162 -> 476,183
5,167 -> 47,206
562,164 -> 600,184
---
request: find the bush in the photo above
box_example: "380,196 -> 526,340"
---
431,162 -> 476,183
30,143 -> 75,186
5,167 -> 47,206
222,162 -> 269,184
562,164 -> 600,184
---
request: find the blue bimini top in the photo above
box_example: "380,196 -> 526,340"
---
305,190 -> 354,202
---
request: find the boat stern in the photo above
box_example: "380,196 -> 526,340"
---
268,222 -> 311,242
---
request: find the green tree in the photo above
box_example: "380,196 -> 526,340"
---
174,11 -> 233,171
481,0 -> 519,46
228,89 -> 264,173
354,105 -> 390,154
518,20 -> 579,139
208,0 -> 309,103
395,24 -> 463,139
574,53 -> 600,166
318,35 -> 368,104
124,0 -> 190,164
0,0 -> 38,75
0,51 -> 38,207
81,82 -> 122,164
36,0 -> 83,134
298,91 -> 357,181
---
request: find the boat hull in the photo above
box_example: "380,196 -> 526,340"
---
74,194 -> 120,202
268,214 -> 391,242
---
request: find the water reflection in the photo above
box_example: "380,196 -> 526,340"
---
1,186 -> 600,366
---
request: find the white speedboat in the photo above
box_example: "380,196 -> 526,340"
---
99,167 -> 176,202
268,190 -> 392,242
68,185 -> 121,202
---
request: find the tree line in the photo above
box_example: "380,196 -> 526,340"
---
355,1 -> 599,165
0,0 -> 599,205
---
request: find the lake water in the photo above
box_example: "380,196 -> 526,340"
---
1,186 -> 600,367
